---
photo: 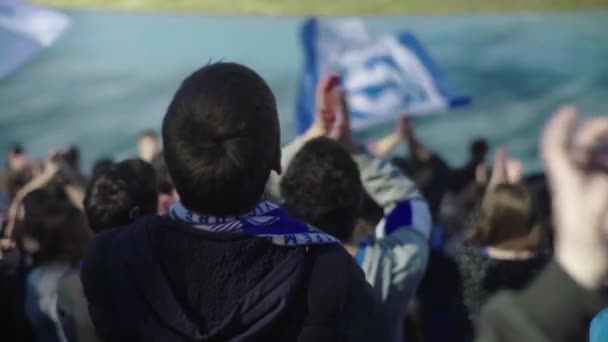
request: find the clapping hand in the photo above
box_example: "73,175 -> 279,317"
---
308,73 -> 355,150
543,106 -> 608,290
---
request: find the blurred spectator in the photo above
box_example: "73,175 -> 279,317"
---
90,158 -> 114,181
475,106 -> 608,341
56,159 -> 157,342
1,143 -> 33,203
455,182 -> 548,336
137,130 -> 161,164
20,188 -> 92,342
449,138 -> 489,194
49,146 -> 87,188
371,117 -> 452,218
6,143 -> 29,173
83,159 -> 158,232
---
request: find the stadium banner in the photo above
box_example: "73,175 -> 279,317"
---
0,0 -> 70,79
296,17 -> 470,133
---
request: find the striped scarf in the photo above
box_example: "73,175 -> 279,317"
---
169,201 -> 339,246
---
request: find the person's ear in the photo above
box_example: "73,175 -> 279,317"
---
272,148 -> 282,175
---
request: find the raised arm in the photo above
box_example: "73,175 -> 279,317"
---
354,152 -> 431,240
368,116 -> 433,163
267,73 -> 342,202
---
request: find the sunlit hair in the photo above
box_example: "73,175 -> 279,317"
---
467,183 -> 544,251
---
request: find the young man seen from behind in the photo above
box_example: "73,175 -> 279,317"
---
81,63 -> 375,342
277,74 -> 431,342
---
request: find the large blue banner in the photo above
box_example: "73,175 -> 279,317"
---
0,0 -> 69,79
297,17 -> 470,133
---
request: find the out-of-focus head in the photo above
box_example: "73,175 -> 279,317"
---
470,138 -> 489,164
281,137 -> 362,242
64,146 -> 81,171
84,159 -> 158,233
468,183 -> 544,251
137,130 -> 161,163
162,62 -> 280,216
91,158 -> 115,180
20,187 -> 92,266
6,143 -> 28,172
150,152 -> 174,194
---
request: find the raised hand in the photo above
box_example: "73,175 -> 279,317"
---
543,105 -> 608,289
397,116 -> 415,142
486,147 -> 524,187
308,73 -> 356,150
304,73 -> 342,139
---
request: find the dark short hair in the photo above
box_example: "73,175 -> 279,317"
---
91,158 -> 114,180
63,146 -> 81,171
471,138 -> 489,159
467,183 -> 544,251
162,62 -> 280,215
20,188 -> 92,266
280,137 -> 362,241
84,159 -> 158,232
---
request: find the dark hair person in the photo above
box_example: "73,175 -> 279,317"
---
20,188 -> 92,342
276,73 -> 431,342
281,137 -> 363,241
454,151 -> 549,334
57,159 -> 157,342
281,137 -> 431,342
81,62 -> 374,341
83,159 -> 158,232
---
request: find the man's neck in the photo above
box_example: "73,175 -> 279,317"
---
343,242 -> 359,257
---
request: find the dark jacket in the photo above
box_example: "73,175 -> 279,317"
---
476,261 -> 608,342
81,216 -> 375,342
455,247 -> 548,323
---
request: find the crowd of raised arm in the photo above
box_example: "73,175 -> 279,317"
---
1,64 -> 607,342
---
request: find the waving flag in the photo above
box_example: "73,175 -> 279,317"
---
0,0 -> 70,79
296,17 -> 470,133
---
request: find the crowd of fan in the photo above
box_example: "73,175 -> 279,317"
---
0,63 -> 607,342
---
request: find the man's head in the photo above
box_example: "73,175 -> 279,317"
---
84,159 -> 158,232
137,130 -> 161,163
6,143 -> 28,172
162,62 -> 281,216
281,137 -> 362,242
471,138 -> 489,164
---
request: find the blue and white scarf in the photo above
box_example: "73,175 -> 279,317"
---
169,201 -> 339,246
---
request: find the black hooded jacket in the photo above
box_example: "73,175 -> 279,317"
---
81,216 -> 375,342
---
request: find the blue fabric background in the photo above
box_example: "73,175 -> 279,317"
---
1,10 -> 607,172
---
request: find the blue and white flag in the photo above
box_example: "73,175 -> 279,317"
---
297,17 -> 470,133
0,0 -> 70,79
